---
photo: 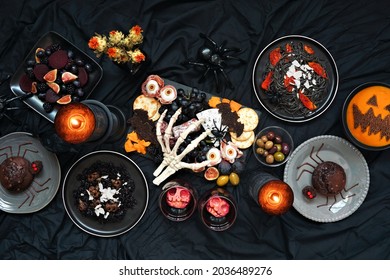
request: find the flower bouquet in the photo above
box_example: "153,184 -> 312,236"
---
88,25 -> 146,74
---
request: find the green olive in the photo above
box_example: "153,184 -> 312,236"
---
229,172 -> 240,186
274,151 -> 285,162
216,175 -> 229,186
274,143 -> 282,152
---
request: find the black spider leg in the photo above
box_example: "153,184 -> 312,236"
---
218,40 -> 246,63
187,61 -> 212,83
0,93 -> 33,125
218,67 -> 233,90
199,33 -> 218,49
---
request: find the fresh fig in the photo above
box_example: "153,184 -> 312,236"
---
232,160 -> 245,174
43,69 -> 57,83
218,160 -> 232,175
47,82 -> 60,94
204,166 -> 219,181
61,72 -> 78,83
57,94 -> 72,105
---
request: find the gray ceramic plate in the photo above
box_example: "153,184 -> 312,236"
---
0,132 -> 61,213
283,135 -> 369,222
62,150 -> 149,237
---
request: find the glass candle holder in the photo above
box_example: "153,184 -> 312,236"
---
248,171 -> 294,215
198,187 -> 237,231
159,180 -> 197,222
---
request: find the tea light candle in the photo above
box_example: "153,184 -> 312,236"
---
54,103 -> 96,144
258,180 -> 294,215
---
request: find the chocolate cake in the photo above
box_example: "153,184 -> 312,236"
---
0,156 -> 43,193
312,161 -> 346,195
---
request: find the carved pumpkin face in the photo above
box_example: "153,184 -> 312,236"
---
346,85 -> 390,148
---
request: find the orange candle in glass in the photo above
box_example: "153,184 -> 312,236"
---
258,180 -> 294,215
54,103 -> 96,144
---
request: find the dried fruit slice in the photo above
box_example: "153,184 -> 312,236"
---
48,49 -> 68,69
31,82 -> 38,94
43,69 -> 58,83
204,167 -> 219,181
57,94 -> 72,104
33,64 -> 49,82
77,67 -> 88,86
61,72 -> 78,83
47,82 -> 60,94
19,74 -> 33,92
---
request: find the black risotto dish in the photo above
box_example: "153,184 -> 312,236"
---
73,161 -> 137,223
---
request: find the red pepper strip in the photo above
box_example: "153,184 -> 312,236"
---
308,61 -> 328,79
285,43 -> 293,53
298,90 -> 317,110
283,76 -> 295,92
304,44 -> 315,55
261,71 -> 273,91
269,47 -> 282,66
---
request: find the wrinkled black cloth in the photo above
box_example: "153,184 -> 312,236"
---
1,0 -> 390,260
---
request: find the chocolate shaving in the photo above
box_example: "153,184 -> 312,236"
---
127,109 -> 158,145
216,103 -> 244,137
352,104 -> 390,141
366,95 -> 378,106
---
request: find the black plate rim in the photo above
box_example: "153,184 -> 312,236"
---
252,34 -> 339,123
341,81 -> 390,151
62,150 -> 149,237
10,31 -> 103,123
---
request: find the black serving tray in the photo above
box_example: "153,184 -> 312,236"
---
10,31 -> 103,123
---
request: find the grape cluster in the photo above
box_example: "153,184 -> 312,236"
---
159,87 -> 207,124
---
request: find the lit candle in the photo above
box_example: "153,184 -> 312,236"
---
258,180 -> 294,215
54,103 -> 96,144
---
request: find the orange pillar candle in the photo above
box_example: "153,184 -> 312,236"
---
258,180 -> 294,215
54,103 -> 96,144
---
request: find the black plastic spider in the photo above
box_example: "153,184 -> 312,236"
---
0,74 -> 33,125
185,33 -> 245,93
209,119 -> 229,146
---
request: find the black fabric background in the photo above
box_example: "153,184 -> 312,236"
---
1,0 -> 390,259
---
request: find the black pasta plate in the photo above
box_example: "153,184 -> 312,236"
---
10,31 -> 103,123
252,35 -> 339,123
62,151 -> 149,237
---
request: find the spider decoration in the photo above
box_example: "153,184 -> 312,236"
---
0,74 -> 33,125
185,33 -> 245,93
210,119 -> 228,147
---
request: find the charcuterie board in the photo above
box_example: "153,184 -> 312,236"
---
125,75 -> 261,186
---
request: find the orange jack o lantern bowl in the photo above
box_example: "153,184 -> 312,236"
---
342,82 -> 390,151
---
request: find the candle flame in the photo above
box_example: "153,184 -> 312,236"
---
68,115 -> 85,130
271,193 -> 280,203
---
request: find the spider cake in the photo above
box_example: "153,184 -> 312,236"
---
73,161 -> 137,223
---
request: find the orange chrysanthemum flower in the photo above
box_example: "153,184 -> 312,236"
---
88,37 -> 99,50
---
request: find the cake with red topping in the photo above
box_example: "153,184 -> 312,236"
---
0,157 -> 42,193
